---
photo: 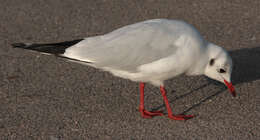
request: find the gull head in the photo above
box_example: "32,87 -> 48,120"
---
204,43 -> 236,97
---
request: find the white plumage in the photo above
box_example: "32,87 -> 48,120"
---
63,19 -> 215,86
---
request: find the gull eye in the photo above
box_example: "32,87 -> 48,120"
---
219,68 -> 226,73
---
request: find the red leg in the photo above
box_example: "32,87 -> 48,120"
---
139,82 -> 164,118
160,86 -> 194,120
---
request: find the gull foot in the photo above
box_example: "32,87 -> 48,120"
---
140,109 -> 164,118
167,114 -> 195,120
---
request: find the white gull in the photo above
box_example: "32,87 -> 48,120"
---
12,19 -> 236,120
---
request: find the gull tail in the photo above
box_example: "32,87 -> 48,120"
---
11,39 -> 83,55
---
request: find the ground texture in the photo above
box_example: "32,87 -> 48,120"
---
0,0 -> 259,139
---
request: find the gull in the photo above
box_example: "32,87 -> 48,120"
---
12,19 -> 236,120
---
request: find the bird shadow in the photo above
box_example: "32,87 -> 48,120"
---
151,46 -> 260,114
230,46 -> 260,85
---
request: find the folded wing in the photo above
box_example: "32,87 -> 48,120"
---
63,20 -> 181,72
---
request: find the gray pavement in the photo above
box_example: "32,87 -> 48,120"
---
0,0 -> 259,139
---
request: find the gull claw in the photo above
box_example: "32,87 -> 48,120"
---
168,114 -> 195,120
140,109 -> 164,118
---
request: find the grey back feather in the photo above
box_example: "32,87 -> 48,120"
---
64,19 -> 187,72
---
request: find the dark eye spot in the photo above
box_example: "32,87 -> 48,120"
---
209,59 -> 215,66
219,68 -> 226,73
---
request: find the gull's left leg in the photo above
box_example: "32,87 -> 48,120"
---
139,82 -> 164,118
160,86 -> 194,120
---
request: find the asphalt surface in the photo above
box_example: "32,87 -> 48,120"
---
1,0 -> 259,139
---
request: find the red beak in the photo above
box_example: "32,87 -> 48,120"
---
224,80 -> 236,97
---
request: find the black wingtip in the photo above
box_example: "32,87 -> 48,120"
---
12,39 -> 84,54
11,43 -> 27,48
